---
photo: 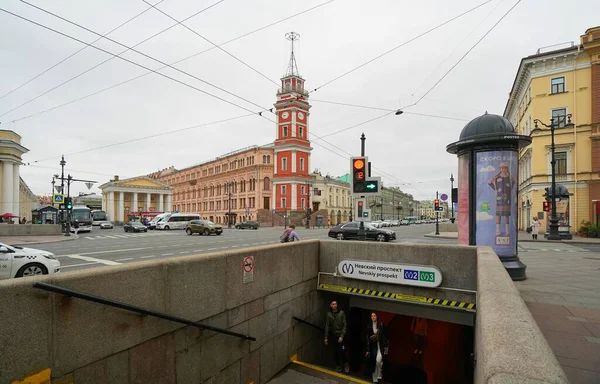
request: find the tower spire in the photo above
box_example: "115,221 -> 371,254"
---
285,32 -> 300,77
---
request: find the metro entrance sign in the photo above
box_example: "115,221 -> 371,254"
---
337,259 -> 442,288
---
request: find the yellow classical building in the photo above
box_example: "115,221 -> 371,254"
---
504,26 -> 600,232
99,176 -> 173,223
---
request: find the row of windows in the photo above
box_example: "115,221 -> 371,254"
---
165,155 -> 267,184
516,76 -> 566,124
173,197 -> 258,212
281,125 -> 305,138
279,198 -> 308,209
280,157 -> 305,171
280,185 -> 309,195
172,178 -> 271,200
519,108 -> 569,136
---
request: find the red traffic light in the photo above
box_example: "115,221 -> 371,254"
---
358,201 -> 363,207
543,201 -> 549,212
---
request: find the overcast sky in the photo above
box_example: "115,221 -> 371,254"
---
1,0 -> 598,200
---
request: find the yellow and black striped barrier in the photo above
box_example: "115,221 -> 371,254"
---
318,283 -> 476,311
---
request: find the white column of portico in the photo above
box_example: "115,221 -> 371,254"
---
108,192 -> 115,221
13,163 -> 20,220
118,192 -> 124,222
166,194 -> 172,212
146,193 -> 152,211
132,192 -> 138,213
158,194 -> 164,212
2,162 -> 14,215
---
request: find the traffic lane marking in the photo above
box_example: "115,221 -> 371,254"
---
56,247 -> 156,256
59,254 -> 121,265
115,258 -> 134,262
60,262 -> 99,268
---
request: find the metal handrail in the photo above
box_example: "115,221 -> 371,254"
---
32,282 -> 256,341
293,316 -> 324,332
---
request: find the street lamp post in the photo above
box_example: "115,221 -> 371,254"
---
533,114 -> 573,240
450,173 -> 455,223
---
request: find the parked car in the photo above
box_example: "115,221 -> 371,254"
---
328,222 -> 396,242
99,221 -> 113,229
124,221 -> 148,233
0,242 -> 60,279
400,219 -> 410,226
186,220 -> 223,236
235,221 -> 260,230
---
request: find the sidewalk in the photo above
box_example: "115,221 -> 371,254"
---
424,230 -> 600,244
423,230 -> 600,383
0,234 -> 79,246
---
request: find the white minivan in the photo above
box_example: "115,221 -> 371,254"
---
156,213 -> 201,230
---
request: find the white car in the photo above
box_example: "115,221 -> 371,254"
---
0,242 -> 60,279
99,221 -> 114,229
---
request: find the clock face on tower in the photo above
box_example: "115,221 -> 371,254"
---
282,112 -> 289,119
297,112 -> 305,120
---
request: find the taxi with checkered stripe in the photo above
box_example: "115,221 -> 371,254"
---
0,242 -> 60,279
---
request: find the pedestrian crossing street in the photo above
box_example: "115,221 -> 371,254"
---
82,231 -> 177,240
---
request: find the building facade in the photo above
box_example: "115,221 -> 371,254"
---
0,130 -> 28,219
367,187 -> 416,221
504,27 -> 600,231
99,176 -> 173,223
310,172 -> 352,225
19,177 -> 38,222
272,50 -> 312,216
148,145 -> 275,225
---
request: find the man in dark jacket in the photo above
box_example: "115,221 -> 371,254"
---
324,301 -> 349,373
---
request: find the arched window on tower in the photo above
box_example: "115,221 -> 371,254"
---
263,155 -> 267,164
263,177 -> 270,191
267,155 -> 271,164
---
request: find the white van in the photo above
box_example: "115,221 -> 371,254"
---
147,212 -> 171,230
156,213 -> 201,230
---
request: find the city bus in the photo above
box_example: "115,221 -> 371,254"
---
70,206 -> 93,233
91,210 -> 108,226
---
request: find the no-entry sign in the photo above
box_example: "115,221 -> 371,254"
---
243,256 -> 254,284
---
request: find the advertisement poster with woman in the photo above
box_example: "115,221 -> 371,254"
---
476,150 -> 518,257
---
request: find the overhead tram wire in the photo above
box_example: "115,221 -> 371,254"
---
24,113 -> 255,165
404,0 -> 522,109
409,0 -> 506,98
309,99 -> 470,122
6,0 -> 335,125
0,0 -> 171,102
307,0 -> 492,95
141,0 -> 279,87
0,7 -> 273,119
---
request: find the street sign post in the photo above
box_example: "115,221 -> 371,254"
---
440,193 -> 448,202
52,194 -> 64,204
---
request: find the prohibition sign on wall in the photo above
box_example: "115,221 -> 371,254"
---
243,256 -> 254,272
243,256 -> 254,284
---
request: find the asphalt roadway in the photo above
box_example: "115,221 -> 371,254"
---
32,223 -> 452,274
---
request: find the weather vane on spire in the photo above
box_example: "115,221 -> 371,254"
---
285,32 -> 300,77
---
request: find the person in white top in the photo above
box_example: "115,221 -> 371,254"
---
365,312 -> 388,383
531,217 -> 541,240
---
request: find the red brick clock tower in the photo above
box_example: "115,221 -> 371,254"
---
272,32 -> 312,218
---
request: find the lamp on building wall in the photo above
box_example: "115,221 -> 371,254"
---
396,203 -> 403,220
532,114 -> 573,240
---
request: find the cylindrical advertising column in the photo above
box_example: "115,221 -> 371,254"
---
447,113 -> 531,281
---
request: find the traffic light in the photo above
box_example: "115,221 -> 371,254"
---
65,197 -> 73,210
543,201 -> 549,212
434,199 -> 440,211
352,157 -> 367,193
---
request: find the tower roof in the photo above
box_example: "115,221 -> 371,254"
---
284,32 -> 300,77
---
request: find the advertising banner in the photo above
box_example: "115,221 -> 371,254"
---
457,153 -> 470,245
475,150 -> 518,256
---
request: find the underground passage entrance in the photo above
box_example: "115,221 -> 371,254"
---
319,286 -> 475,384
